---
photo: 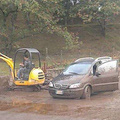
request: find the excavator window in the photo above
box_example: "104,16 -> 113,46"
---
31,53 -> 40,68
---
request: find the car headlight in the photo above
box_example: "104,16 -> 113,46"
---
49,82 -> 54,87
69,83 -> 81,89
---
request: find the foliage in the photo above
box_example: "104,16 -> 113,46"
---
76,0 -> 120,36
0,0 -> 78,54
56,0 -> 120,37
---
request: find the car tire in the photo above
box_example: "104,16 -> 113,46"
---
81,86 -> 91,99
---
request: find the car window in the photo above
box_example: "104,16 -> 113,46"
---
63,62 -> 92,75
97,60 -> 117,74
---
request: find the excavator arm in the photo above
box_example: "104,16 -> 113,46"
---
0,53 -> 14,79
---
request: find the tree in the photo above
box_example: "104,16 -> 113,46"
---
0,0 -> 78,54
0,0 -> 18,53
76,0 -> 120,37
54,0 -> 71,25
55,0 -> 79,25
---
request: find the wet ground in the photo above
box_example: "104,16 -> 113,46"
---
0,76 -> 120,120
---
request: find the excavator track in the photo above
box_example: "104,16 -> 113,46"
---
6,83 -> 42,92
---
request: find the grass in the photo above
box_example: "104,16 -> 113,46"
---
1,22 -> 120,75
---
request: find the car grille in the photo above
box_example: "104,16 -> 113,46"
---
38,72 -> 44,80
54,83 -> 68,89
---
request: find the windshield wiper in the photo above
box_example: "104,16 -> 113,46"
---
68,72 -> 80,75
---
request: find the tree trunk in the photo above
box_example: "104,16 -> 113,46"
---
101,19 -> 106,37
98,19 -> 106,37
65,16 -> 68,26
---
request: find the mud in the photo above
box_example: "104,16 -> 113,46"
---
0,76 -> 120,120
0,76 -> 10,92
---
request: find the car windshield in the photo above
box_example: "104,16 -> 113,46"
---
63,62 -> 92,75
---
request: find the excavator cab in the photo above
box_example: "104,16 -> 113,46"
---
0,48 -> 45,90
14,48 -> 41,80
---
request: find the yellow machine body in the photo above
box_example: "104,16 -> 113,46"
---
14,68 -> 45,86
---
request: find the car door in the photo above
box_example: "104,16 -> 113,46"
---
92,60 -> 119,92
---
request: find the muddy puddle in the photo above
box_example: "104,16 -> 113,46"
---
0,90 -> 118,117
0,76 -> 120,119
18,103 -> 69,115
0,100 -> 70,115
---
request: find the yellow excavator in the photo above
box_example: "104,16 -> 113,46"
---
0,48 -> 45,91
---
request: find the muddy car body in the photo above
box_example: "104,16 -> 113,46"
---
49,57 -> 119,99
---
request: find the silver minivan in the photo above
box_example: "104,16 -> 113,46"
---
49,57 -> 119,99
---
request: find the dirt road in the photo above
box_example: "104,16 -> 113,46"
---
0,76 -> 120,120
0,89 -> 120,120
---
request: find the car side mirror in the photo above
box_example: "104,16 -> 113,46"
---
95,72 -> 101,77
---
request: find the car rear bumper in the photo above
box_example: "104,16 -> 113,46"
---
49,87 -> 84,99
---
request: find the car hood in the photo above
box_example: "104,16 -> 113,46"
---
52,74 -> 85,85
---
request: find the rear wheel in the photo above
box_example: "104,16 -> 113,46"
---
81,86 -> 91,99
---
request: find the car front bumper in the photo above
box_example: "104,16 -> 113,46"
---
49,87 -> 84,99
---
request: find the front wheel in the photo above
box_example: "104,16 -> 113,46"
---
81,86 -> 91,99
